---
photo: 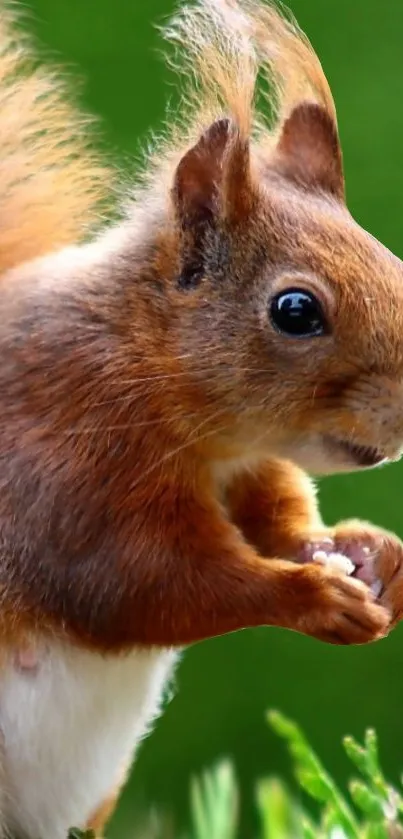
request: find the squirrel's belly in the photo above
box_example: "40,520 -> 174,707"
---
0,640 -> 177,839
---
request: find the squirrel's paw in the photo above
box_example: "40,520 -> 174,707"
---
297,521 -> 403,630
293,563 -> 389,645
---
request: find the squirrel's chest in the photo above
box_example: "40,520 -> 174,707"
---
0,640 -> 176,839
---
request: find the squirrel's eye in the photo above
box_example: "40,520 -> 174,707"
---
269,288 -> 328,338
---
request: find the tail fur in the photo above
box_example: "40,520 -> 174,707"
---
0,5 -> 111,273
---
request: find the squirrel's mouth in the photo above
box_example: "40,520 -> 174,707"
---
323,436 -> 387,468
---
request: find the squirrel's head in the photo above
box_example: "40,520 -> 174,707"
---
169,108 -> 403,475
156,0 -> 403,475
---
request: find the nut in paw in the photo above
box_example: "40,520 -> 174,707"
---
297,521 -> 403,630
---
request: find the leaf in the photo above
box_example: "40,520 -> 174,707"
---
68,831 -> 96,839
344,737 -> 371,778
296,768 -> 333,802
344,731 -> 389,801
365,730 -> 381,779
257,777 -> 305,839
301,818 -> 319,839
349,780 -> 385,820
363,824 -> 390,839
190,761 -> 238,839
268,711 -> 360,839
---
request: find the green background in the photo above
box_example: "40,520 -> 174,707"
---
25,0 -> 403,835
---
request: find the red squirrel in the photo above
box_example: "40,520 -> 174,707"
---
0,0 -> 403,836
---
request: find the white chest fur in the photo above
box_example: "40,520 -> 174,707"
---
0,641 -> 177,839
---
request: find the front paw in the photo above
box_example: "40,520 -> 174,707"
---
332,521 -> 403,629
292,563 -> 389,645
297,521 -> 403,630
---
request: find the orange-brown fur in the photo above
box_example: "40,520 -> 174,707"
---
1,0 -> 403,834
85,754 -> 135,837
86,788 -> 123,838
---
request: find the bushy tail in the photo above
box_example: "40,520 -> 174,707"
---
0,5 -> 112,274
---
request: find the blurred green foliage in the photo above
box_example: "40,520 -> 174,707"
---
182,712 -> 403,839
22,0 -> 403,835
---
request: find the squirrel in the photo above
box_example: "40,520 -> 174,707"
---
0,0 -> 402,836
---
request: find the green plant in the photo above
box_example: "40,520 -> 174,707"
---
186,712 -> 403,839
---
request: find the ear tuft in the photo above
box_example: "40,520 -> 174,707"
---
172,118 -> 252,230
273,102 -> 345,201
173,119 -> 231,229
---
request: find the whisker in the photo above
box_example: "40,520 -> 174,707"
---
64,413 -> 198,435
65,406 -> 229,437
98,364 -> 275,403
186,406 -> 230,441
128,416 -> 231,493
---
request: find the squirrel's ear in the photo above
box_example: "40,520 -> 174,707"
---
272,102 -> 345,201
173,118 -> 252,229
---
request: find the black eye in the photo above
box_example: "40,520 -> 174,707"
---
269,288 -> 328,337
